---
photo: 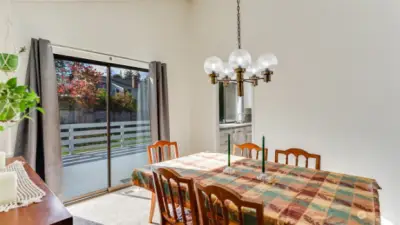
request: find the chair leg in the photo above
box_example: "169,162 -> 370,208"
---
149,193 -> 156,223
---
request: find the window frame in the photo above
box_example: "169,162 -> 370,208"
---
54,54 -> 149,73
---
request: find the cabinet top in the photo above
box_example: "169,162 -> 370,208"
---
219,123 -> 252,130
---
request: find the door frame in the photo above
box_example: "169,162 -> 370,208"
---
215,82 -> 255,152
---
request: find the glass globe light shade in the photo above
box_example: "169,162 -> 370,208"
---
257,53 -> 278,70
221,62 -> 234,77
204,56 -> 223,74
228,49 -> 252,69
244,63 -> 260,78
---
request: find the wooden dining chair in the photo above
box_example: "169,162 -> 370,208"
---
195,183 -> 264,225
152,167 -> 199,225
147,140 -> 179,164
147,140 -> 180,223
274,148 -> 321,170
233,143 -> 268,160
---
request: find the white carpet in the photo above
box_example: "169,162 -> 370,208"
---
67,187 -> 160,225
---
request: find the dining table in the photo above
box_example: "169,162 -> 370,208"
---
131,152 -> 381,225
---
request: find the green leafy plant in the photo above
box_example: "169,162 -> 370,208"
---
0,77 -> 44,131
111,91 -> 136,112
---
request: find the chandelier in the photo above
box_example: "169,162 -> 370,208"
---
203,0 -> 278,96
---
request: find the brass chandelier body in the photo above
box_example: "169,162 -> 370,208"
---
209,68 -> 273,97
204,0 -> 277,96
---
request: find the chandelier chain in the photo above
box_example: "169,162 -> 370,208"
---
237,0 -> 241,49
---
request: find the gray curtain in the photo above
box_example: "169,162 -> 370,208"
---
149,61 -> 170,141
14,38 -> 62,196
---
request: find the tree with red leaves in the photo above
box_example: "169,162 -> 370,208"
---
57,60 -> 104,108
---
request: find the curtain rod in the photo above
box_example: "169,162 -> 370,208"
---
51,43 -> 150,64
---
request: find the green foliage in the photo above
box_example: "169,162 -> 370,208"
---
0,77 -> 45,131
123,70 -> 139,80
111,91 -> 136,112
93,89 -> 137,112
113,74 -> 123,79
95,88 -> 107,109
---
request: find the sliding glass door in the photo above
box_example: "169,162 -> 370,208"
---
55,55 -> 149,201
109,67 -> 151,187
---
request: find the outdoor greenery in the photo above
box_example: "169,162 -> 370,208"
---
57,61 -> 104,108
122,69 -> 139,80
56,58 -> 149,156
110,91 -> 136,111
95,87 -> 137,111
56,59 -> 137,112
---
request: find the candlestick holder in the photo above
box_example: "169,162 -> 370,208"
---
223,166 -> 236,175
256,172 -> 269,182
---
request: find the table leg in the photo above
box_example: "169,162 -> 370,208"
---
149,193 -> 156,223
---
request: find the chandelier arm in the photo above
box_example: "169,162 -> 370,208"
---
216,79 -> 234,82
244,78 -> 263,82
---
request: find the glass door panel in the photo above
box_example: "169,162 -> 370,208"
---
56,58 -> 109,201
109,67 -> 151,187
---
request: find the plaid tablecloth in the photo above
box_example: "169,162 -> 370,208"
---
132,152 -> 381,225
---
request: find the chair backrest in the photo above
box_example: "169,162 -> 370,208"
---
195,183 -> 264,225
233,143 -> 268,160
152,168 -> 199,225
274,148 -> 321,170
147,140 -> 179,164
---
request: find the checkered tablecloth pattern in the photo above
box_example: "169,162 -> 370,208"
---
132,152 -> 381,225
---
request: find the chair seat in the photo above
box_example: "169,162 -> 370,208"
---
168,204 -> 192,224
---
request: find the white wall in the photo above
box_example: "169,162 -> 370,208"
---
189,0 -> 399,223
0,0 -> 192,156
0,1 -> 16,156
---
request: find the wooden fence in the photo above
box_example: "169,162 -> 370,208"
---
60,121 -> 151,155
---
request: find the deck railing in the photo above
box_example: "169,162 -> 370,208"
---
60,121 -> 151,155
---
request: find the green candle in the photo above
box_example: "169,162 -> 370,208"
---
228,134 -> 231,167
262,136 -> 265,173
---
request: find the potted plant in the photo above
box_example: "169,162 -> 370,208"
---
0,53 -> 18,72
0,47 -> 25,72
0,77 -> 44,131
0,47 -> 44,131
